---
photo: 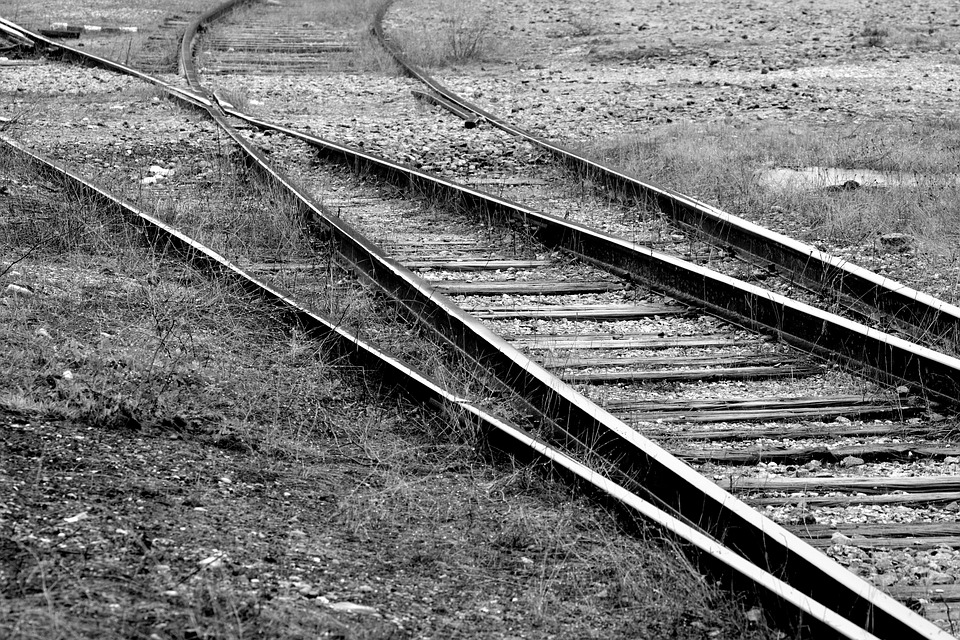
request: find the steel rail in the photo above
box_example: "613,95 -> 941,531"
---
1,10 -> 949,638
0,16 -> 212,113
176,6 -> 956,639
0,137 -> 883,640
0,19 -> 34,46
410,89 -> 481,128
0,133 -> 463,413
370,1 -> 960,350
178,0 -> 256,90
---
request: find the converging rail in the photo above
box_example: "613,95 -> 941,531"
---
2,5 -> 957,639
176,6 -> 960,638
371,0 -> 960,353
7,132 -> 868,640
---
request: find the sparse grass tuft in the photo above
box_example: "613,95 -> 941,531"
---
212,86 -> 252,112
0,168 -> 133,256
441,4 -> 494,62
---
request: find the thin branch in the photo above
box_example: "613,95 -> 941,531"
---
1,236 -> 47,279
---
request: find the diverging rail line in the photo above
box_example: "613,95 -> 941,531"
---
0,120 -> 884,640
178,6 -> 960,638
371,0 -> 960,352
1,7 -> 956,638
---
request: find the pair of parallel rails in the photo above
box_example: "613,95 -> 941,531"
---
2,2 -> 959,637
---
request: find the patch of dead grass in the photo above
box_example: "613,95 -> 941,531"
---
591,119 -> 960,260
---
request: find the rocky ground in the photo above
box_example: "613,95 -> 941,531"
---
392,0 -> 960,136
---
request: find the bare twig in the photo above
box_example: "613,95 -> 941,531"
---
1,236 -> 48,278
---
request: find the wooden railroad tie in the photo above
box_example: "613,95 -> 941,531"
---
540,352 -> 796,370
788,520 -> 960,550
405,258 -> 554,271
468,303 -> 684,320
749,490 -> 960,508
433,280 -> 628,295
505,333 -> 765,350
568,364 -> 820,384
610,394 -> 921,424
638,409 -> 934,440
720,475 -> 960,494
674,443 -> 960,465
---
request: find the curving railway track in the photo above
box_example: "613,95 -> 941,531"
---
3,0 -> 960,637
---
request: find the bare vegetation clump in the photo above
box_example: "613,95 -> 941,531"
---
857,22 -> 951,52
565,16 -> 602,38
385,0 -> 500,68
0,165 -> 132,257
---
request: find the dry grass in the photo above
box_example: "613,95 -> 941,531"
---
860,25 -> 890,47
857,21 -> 954,51
0,172 -> 338,453
590,119 -> 960,257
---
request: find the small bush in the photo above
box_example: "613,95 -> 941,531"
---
390,0 -> 498,68
568,17 -> 601,38
443,5 -> 493,62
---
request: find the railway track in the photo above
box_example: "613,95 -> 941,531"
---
3,1 -> 960,637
